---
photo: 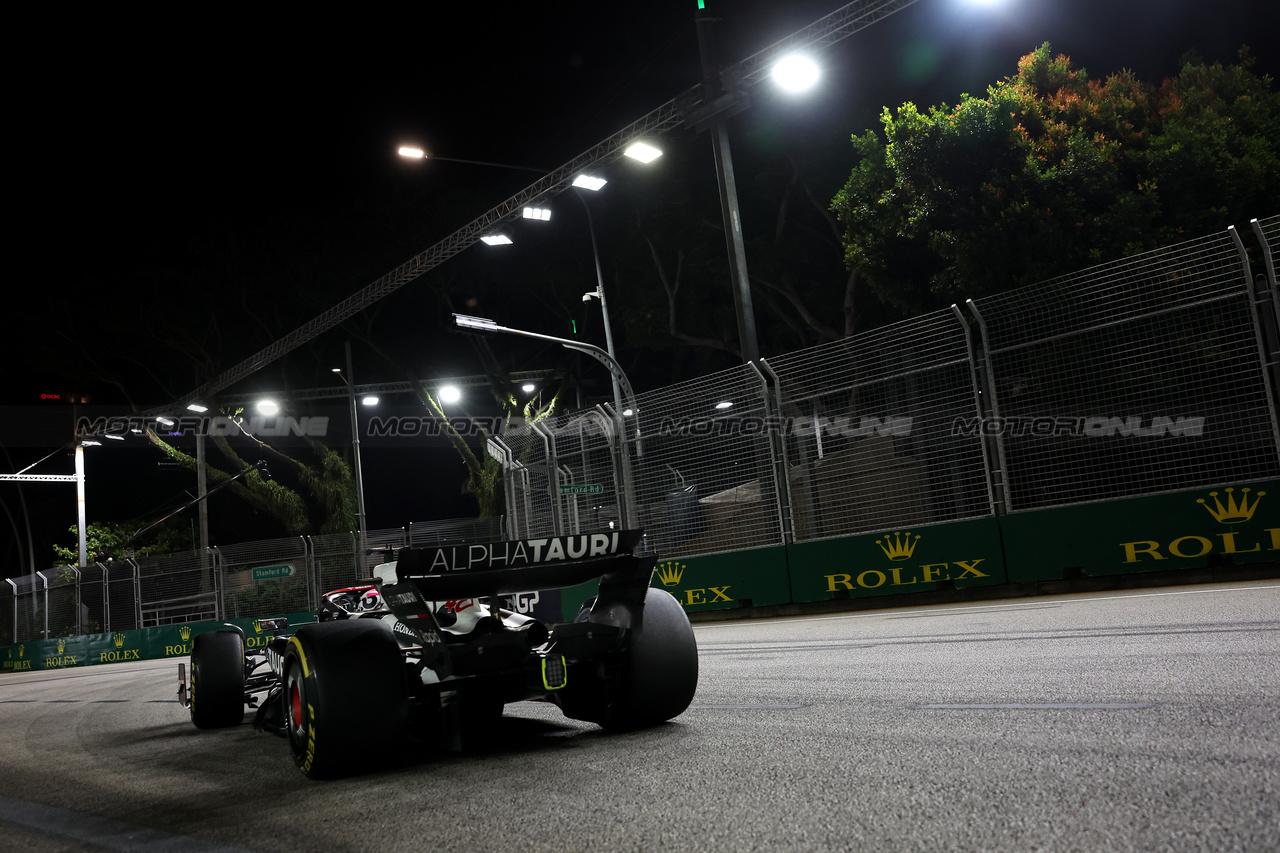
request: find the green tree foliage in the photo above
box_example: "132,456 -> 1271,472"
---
51,518 -> 194,565
832,44 -> 1280,314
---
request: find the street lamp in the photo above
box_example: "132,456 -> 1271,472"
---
453,313 -> 639,527
694,10 -> 820,364
332,342 -> 370,573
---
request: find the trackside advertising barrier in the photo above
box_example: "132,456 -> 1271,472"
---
2,479 -> 1276,669
2,611 -> 315,674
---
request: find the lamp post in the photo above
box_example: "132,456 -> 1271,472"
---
453,313 -> 639,528
332,342 -> 369,574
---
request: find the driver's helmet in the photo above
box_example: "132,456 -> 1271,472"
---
360,588 -> 382,612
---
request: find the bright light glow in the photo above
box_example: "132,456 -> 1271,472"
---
439,385 -> 462,404
523,206 -> 552,221
155,416 -> 174,427
361,395 -> 379,406
398,146 -> 426,159
256,400 -> 279,416
80,439 -> 101,447
104,434 -> 124,441
331,367 -> 342,374
622,408 -> 635,417
481,234 -> 513,246
572,174 -> 608,191
715,401 -> 733,410
454,313 -> 500,332
522,383 -> 536,393
623,142 -> 662,163
773,54 -> 819,91
186,403 -> 208,413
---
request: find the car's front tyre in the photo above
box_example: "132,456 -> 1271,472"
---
282,619 -> 409,779
190,630 -> 246,729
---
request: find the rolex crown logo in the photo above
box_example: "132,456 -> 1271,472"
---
656,561 -> 685,587
254,620 -> 264,634
877,531 -> 921,561
179,625 -> 192,641
1197,487 -> 1265,524
57,639 -> 65,654
113,633 -> 126,649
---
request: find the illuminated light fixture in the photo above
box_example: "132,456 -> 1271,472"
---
439,385 -> 461,404
623,142 -> 662,163
622,408 -> 635,417
772,54 -> 820,91
256,400 -> 279,416
522,383 -> 536,393
104,434 -> 125,441
398,146 -> 426,159
155,416 -> 175,427
481,234 -> 513,246
715,401 -> 733,410
523,206 -> 552,221
80,439 -> 101,447
186,402 -> 208,413
361,395 -> 379,406
572,174 -> 607,191
454,314 -> 500,332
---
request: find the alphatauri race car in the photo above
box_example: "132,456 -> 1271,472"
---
178,529 -> 698,778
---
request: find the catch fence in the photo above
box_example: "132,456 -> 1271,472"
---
4,219 -> 1278,643
2,517 -> 503,644
496,217 -> 1280,550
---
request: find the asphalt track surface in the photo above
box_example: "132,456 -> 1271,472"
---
1,581 -> 1277,852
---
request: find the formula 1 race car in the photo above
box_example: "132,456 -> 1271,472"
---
178,529 -> 698,779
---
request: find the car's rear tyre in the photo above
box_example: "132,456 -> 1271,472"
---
282,619 -> 409,779
190,630 -> 245,729
604,588 -> 698,730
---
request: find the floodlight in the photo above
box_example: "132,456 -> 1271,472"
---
398,146 -> 426,159
186,402 -> 208,413
523,206 -> 552,221
572,174 -> 608,191
481,234 -> 513,246
439,386 -> 461,404
772,54 -> 819,91
623,142 -> 662,163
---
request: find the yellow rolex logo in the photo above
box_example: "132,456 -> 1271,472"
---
57,639 -> 65,654
254,620 -> 264,634
1198,487 -> 1265,524
656,561 -> 685,587
113,633 -> 126,649
877,531 -> 921,561
179,625 -> 191,641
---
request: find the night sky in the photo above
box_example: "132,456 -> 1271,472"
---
5,0 -> 1277,570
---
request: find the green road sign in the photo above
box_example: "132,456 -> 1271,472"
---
559,483 -> 604,496
252,564 -> 297,580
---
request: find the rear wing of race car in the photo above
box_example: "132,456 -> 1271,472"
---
374,529 -> 655,624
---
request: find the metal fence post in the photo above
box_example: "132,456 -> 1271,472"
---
754,359 -> 795,543
36,571 -> 48,639
532,420 -> 563,534
965,299 -> 1010,515
953,304 -> 1003,516
1246,219 -> 1280,453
